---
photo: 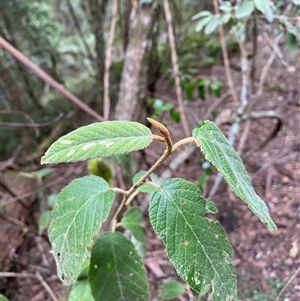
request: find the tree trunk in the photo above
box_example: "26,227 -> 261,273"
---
114,2 -> 153,122
86,0 -> 109,113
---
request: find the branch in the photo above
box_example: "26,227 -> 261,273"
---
274,265 -> 300,301
163,0 -> 190,137
212,0 -> 239,105
237,39 -> 249,116
0,110 -> 63,129
0,36 -> 104,122
103,0 -> 118,120
0,109 -> 39,137
257,33 -> 284,96
0,271 -> 58,301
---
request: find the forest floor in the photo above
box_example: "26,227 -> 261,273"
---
1,37 -> 299,301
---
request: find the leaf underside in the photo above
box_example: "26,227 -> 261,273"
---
149,178 -> 237,301
193,121 -> 276,231
89,232 -> 149,301
41,121 -> 153,164
48,176 -> 115,285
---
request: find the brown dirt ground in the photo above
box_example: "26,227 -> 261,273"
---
1,36 -> 299,301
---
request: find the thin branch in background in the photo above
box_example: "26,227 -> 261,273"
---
163,0 -> 190,137
0,271 -> 58,301
250,13 -> 257,95
237,39 -> 249,116
261,30 -> 292,69
212,0 -> 239,105
65,0 -> 95,66
0,110 -> 63,128
0,109 -> 39,137
257,33 -> 284,96
0,167 -> 75,208
0,36 -> 104,122
274,265 -> 300,301
103,0 -> 118,120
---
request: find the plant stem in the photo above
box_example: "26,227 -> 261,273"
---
110,135 -> 198,231
110,195 -> 126,232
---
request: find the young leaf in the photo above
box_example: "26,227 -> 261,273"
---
158,280 -> 185,300
121,206 -> 146,244
48,176 -> 115,285
68,280 -> 94,301
192,121 -> 276,231
149,178 -> 237,301
89,232 -> 149,301
41,121 -> 153,164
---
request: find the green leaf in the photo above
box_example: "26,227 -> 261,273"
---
159,280 -> 185,300
48,175 -> 115,285
192,121 -> 276,231
122,206 -> 145,244
198,79 -> 210,100
186,80 -> 196,100
192,10 -> 212,21
0,294 -> 9,301
195,16 -> 212,32
210,81 -> 223,97
219,2 -> 232,13
41,121 -> 153,164
153,99 -> 165,114
47,193 -> 57,207
285,32 -> 297,52
220,13 -> 232,25
204,17 -> 220,35
89,232 -> 149,301
149,178 -> 237,301
38,210 -> 51,235
170,108 -> 180,123
253,0 -> 268,13
68,280 -> 94,301
87,158 -> 113,184
264,3 -> 274,22
35,167 -> 55,178
235,1 -> 255,18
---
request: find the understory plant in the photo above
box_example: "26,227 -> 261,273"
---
41,118 -> 276,301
